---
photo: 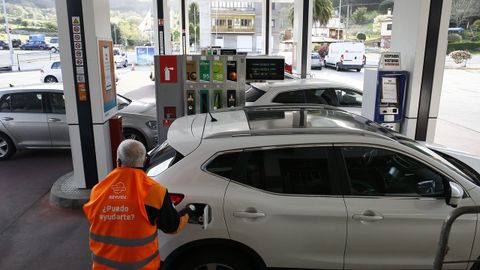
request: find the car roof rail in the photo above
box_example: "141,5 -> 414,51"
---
204,127 -> 396,142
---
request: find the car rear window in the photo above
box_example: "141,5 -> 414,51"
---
245,86 -> 266,102
146,142 -> 184,177
206,152 -> 242,179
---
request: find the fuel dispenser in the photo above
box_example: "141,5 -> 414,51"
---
154,54 -> 247,143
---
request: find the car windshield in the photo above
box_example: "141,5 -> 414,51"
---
116,94 -> 131,110
400,139 -> 476,184
245,86 -> 266,102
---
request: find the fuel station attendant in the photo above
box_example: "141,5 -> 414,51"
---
83,139 -> 190,270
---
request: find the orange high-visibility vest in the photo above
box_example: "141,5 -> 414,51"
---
83,167 -> 165,270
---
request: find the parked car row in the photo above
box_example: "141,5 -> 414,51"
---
20,40 -> 51,50
0,84 -> 158,160
0,38 -> 59,51
0,39 -> 22,50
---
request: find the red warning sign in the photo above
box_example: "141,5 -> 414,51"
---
75,58 -> 83,66
72,25 -> 81,33
73,34 -> 81,41
75,50 -> 83,58
159,56 -> 177,83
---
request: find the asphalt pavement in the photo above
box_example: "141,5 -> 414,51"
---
0,149 -> 91,270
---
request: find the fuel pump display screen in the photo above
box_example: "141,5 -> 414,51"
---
246,58 -> 284,80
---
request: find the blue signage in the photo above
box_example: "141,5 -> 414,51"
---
135,46 -> 155,65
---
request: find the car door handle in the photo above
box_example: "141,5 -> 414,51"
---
1,117 -> 13,121
352,210 -> 384,222
48,118 -> 61,122
233,211 -> 266,219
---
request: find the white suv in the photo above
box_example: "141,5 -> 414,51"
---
148,105 -> 480,270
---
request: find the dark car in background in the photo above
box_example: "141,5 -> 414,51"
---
11,39 -> 21,48
20,41 -> 49,50
0,41 -> 9,50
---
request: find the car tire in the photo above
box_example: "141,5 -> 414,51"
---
123,60 -> 128,68
356,68 -> 361,72
122,129 -> 147,148
0,133 -> 16,161
44,76 -> 58,83
177,249 -> 254,270
336,64 -> 340,71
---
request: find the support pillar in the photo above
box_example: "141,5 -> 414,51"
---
293,0 -> 313,78
55,0 -> 116,188
390,0 -> 452,142
153,0 -> 172,55
264,0 -> 271,55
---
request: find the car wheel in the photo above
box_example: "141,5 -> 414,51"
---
336,64 -> 340,71
356,68 -> 361,72
0,133 -> 16,161
122,129 -> 147,147
44,76 -> 58,83
123,60 -> 128,68
177,249 -> 254,270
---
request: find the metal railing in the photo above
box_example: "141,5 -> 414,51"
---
16,50 -> 60,71
433,206 -> 480,270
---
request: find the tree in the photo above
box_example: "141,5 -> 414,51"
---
44,21 -> 57,31
288,0 -> 333,27
471,19 -> 480,31
379,0 -> 394,13
356,32 -> 367,41
111,23 -> 123,45
188,2 -> 200,48
451,0 -> 479,27
351,7 -> 369,25
313,0 -> 334,26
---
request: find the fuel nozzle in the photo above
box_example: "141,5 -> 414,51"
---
179,204 -> 196,216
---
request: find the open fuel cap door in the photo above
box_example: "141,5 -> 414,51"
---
202,204 -> 210,230
188,203 -> 212,229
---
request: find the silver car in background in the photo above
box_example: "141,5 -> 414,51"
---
0,84 -> 157,160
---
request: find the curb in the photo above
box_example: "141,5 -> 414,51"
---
49,171 -> 91,209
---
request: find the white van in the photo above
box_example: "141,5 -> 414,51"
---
324,42 -> 365,72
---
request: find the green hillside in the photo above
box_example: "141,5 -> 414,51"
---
0,0 -> 151,45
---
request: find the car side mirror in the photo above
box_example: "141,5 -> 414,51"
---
447,182 -> 464,208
